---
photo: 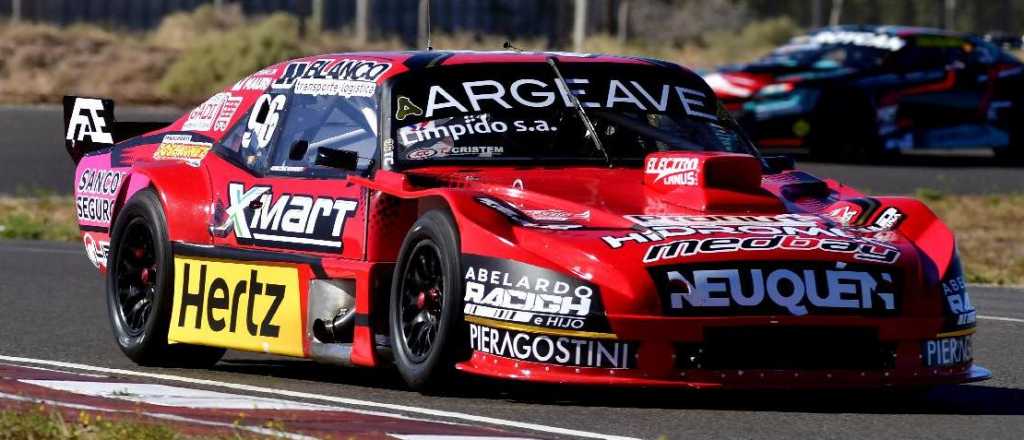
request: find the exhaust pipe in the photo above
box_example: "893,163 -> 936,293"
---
312,308 -> 356,343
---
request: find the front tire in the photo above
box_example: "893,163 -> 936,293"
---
389,210 -> 465,392
106,189 -> 225,367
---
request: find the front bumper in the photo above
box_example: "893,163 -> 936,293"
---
458,355 -> 989,389
456,315 -> 988,389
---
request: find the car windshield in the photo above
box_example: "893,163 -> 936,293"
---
387,62 -> 759,169
755,43 -> 890,70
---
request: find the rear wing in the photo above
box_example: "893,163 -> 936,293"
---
62,96 -> 171,163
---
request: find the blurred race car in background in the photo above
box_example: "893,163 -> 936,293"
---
705,25 -> 1024,161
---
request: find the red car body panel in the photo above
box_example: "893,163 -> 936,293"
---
66,51 -> 986,388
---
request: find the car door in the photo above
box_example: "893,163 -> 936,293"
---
885,38 -> 982,128
207,86 -> 380,261
966,38 -> 1022,131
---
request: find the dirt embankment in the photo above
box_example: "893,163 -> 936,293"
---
0,24 -> 175,105
0,5 -> 802,106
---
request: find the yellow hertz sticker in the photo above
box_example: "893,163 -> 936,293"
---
169,257 -> 303,357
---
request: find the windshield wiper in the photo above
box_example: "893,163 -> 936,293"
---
546,57 -> 612,167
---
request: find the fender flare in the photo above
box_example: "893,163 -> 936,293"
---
121,161 -> 214,245
872,196 -> 957,277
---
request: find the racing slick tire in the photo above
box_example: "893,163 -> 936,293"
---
389,209 -> 466,392
810,91 -> 888,163
106,189 -> 225,367
995,103 -> 1024,164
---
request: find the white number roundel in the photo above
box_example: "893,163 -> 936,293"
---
242,94 -> 287,150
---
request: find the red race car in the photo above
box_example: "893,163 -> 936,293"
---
63,51 -> 986,391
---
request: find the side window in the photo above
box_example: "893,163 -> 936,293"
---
888,47 -> 949,71
968,39 -> 1000,66
216,109 -> 250,164
216,92 -> 289,173
268,94 -> 379,176
943,47 -> 969,68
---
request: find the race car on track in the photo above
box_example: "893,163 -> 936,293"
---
704,25 -> 1024,161
64,50 -> 986,391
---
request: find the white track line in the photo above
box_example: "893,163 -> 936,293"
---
21,380 -> 337,411
0,245 -> 82,255
978,315 -> 1024,323
4,363 -> 108,378
0,390 -> 316,440
0,355 -> 639,440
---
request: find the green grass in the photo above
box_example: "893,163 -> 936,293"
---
919,192 -> 1024,285
0,195 -> 79,242
0,407 -> 180,440
0,404 -> 292,439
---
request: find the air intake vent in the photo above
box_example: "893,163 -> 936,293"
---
676,326 -> 895,370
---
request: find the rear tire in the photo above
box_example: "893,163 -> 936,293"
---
809,91 -> 888,163
994,145 -> 1024,163
995,102 -> 1024,164
106,189 -> 225,367
389,210 -> 465,392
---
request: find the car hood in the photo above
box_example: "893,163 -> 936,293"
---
405,163 -> 933,317
407,163 -> 916,261
386,156 -> 958,320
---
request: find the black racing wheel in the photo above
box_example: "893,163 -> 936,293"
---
389,209 -> 466,392
995,100 -> 1024,163
106,188 -> 225,367
810,90 -> 887,163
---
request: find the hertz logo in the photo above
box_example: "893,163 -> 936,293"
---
168,257 -> 303,356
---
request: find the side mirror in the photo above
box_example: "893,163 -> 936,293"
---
314,147 -> 360,171
763,155 -> 796,172
288,140 -> 309,161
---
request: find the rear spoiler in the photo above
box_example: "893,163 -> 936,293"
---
62,96 -> 171,163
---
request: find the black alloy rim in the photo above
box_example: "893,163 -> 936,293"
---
399,241 -> 445,363
114,218 -> 158,336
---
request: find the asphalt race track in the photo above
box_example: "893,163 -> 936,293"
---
1,239 -> 1023,439
1,105 -> 1023,196
0,105 -> 183,195
1,103 -> 1023,438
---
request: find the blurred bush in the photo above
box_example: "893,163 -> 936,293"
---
0,3 -> 801,105
630,0 -> 750,46
698,16 -> 803,66
150,4 -> 245,50
0,22 -> 171,104
158,12 -> 303,101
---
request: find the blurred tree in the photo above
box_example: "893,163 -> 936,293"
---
829,0 -> 843,25
355,0 -> 369,45
10,0 -> 20,24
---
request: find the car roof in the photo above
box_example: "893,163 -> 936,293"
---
272,50 -> 705,88
307,50 -> 672,66
810,24 -> 968,39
